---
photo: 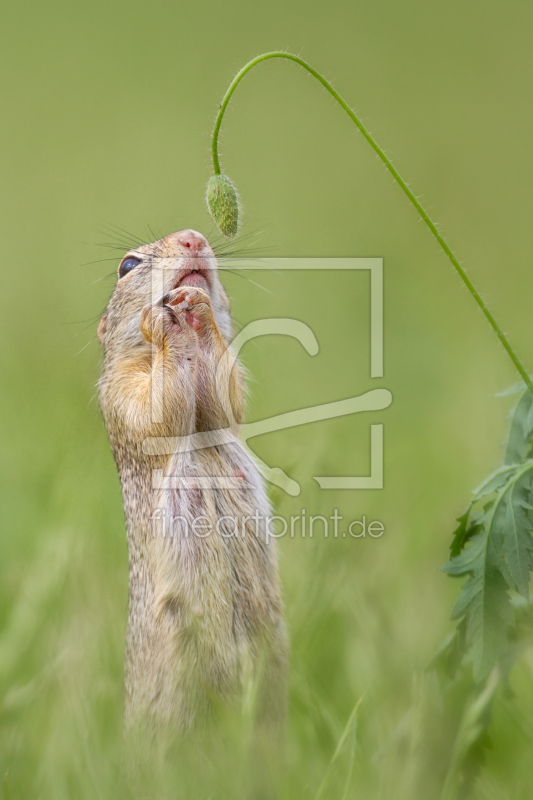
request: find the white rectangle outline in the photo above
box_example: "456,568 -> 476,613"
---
147,257 -> 387,491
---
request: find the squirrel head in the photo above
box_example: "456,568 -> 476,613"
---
97,229 -> 232,359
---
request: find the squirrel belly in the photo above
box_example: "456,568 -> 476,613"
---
124,443 -> 285,732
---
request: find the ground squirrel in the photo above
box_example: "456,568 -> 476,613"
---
98,229 -> 288,734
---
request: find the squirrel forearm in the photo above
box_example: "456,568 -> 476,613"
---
194,337 -> 245,431
100,347 -> 197,441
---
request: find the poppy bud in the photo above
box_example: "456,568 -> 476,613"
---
206,174 -> 239,238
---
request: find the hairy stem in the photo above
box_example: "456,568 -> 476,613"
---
211,51 -> 533,395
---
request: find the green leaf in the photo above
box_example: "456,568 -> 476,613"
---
472,464 -> 520,502
442,464 -> 533,680
504,390 -> 533,465
442,527 -> 512,681
442,384 -> 533,682
502,471 -> 533,597
449,508 -> 474,559
449,464 -> 522,558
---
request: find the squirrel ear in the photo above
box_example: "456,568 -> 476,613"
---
97,314 -> 107,344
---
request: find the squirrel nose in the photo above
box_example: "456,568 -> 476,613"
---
176,230 -> 207,254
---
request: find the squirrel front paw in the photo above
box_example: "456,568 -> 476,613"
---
139,301 -> 192,349
164,287 -> 215,335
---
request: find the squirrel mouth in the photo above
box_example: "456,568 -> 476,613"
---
178,270 -> 208,288
175,259 -> 212,291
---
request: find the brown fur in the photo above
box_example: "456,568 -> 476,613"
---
98,230 -> 288,734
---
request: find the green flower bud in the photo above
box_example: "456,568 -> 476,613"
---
206,174 -> 239,238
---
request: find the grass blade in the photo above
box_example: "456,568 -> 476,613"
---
315,693 -> 364,800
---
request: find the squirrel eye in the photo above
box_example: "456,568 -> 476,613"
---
118,256 -> 141,278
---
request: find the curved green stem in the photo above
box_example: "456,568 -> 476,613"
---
211,51 -> 533,395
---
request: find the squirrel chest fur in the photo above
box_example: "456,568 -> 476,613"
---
97,230 -> 288,732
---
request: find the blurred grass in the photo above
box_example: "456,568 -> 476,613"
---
1,0 -> 533,796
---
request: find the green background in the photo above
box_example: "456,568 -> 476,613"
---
1,0 -> 533,796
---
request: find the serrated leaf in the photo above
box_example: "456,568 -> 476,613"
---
472,464 -> 520,502
443,384 -> 533,682
443,529 -> 487,580
504,390 -> 533,464
449,508 -> 474,558
442,528 -> 511,681
442,492 -> 512,680
442,464 -> 533,680
502,471 -> 533,597
449,463 -> 522,560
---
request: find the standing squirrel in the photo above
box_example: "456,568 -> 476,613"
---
98,229 -> 288,734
